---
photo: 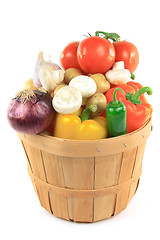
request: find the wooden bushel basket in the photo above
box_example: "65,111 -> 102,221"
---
17,118 -> 152,222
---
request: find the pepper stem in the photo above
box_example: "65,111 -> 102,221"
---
112,88 -> 124,105
95,31 -> 120,42
131,73 -> 135,80
80,105 -> 98,122
126,86 -> 153,105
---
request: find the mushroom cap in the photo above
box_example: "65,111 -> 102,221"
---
52,86 -> 82,114
112,61 -> 124,70
105,69 -> 131,85
69,75 -> 97,98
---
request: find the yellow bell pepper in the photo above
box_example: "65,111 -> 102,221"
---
53,105 -> 108,140
73,107 -> 83,116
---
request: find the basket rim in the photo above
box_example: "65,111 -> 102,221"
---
17,118 -> 152,157
39,118 -> 152,142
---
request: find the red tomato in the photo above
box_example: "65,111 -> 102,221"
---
113,41 -> 139,73
60,41 -> 81,70
77,36 -> 115,74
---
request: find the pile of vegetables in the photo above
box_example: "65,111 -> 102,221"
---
7,31 -> 153,140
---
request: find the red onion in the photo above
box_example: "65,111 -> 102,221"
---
7,90 -> 54,134
33,52 -> 61,89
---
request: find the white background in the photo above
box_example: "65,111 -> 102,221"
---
1,0 -> 160,239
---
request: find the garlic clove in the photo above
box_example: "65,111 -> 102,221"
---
69,75 -> 97,98
105,69 -> 131,85
52,69 -> 64,85
52,86 -> 82,114
33,52 -> 44,89
39,65 -> 56,92
39,65 -> 64,93
33,51 -> 61,89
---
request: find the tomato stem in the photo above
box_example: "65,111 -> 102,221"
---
95,31 -> 120,42
83,32 -> 92,38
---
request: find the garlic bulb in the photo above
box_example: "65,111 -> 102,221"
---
33,51 -> 61,89
52,86 -> 82,114
39,65 -> 64,93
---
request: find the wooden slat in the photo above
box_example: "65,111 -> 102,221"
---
21,141 -> 33,172
61,157 -> 94,222
128,141 -> 146,203
132,142 -> 146,176
21,141 -> 38,196
94,153 -> 122,221
72,198 -> 93,222
127,180 -> 139,205
19,118 -> 151,222
40,152 -> 69,220
22,142 -> 51,213
114,147 -> 138,216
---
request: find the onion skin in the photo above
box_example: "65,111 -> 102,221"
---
7,90 -> 55,134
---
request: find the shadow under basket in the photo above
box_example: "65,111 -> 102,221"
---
17,118 -> 152,223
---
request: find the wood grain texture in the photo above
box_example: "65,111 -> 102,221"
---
114,147 -> 138,215
93,154 -> 122,221
21,141 -> 38,196
17,118 -> 152,157
128,141 -> 146,204
18,119 -> 151,222
22,142 -> 51,213
61,157 -> 94,222
40,152 -> 69,220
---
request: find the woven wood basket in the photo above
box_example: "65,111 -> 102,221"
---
17,118 -> 152,222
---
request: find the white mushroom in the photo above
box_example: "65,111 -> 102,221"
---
105,61 -> 131,85
52,86 -> 82,114
112,61 -> 125,70
69,75 -> 97,98
39,65 -> 64,93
